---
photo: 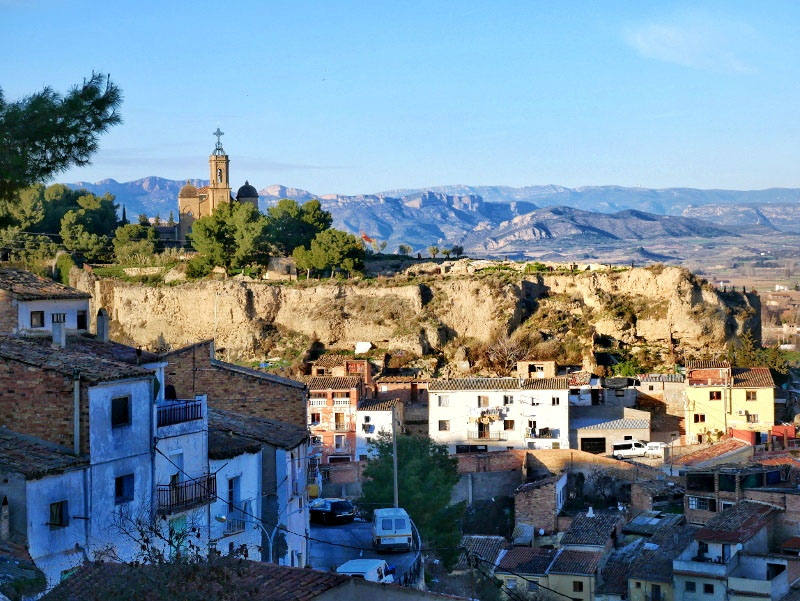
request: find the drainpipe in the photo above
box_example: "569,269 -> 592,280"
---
73,369 -> 81,455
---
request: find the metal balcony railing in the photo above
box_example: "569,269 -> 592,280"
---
527,428 -> 555,438
157,399 -> 203,427
334,423 -> 351,432
157,475 -> 216,513
224,500 -> 252,535
467,431 -> 507,441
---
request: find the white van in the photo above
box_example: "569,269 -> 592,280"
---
372,507 -> 413,552
612,440 -> 647,459
336,559 -> 395,583
645,441 -> 667,458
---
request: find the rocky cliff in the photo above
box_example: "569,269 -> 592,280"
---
71,265 -> 760,366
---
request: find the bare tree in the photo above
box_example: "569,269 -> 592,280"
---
485,334 -> 528,376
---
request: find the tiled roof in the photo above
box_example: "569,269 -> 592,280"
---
633,480 -> 683,497
210,358 -> 305,389
695,501 -> 777,544
629,524 -> 699,583
672,438 -> 750,467
41,560 -> 351,601
754,454 -> 800,467
686,360 -> 731,370
209,408 -> 308,450
497,547 -> 556,576
375,375 -> 430,383
623,510 -> 683,536
429,377 -> 569,392
780,537 -> 800,551
0,268 -> 91,301
454,535 -> 507,571
305,376 -> 362,391
208,426 -> 263,460
312,354 -> 350,368
0,336 -> 154,383
603,377 -> 632,389
196,185 -> 209,194
25,334 -> 161,365
732,367 -> 775,388
0,428 -> 87,479
638,373 -> 685,383
515,474 -> 561,494
547,549 -> 603,575
598,553 -> 633,595
560,511 -> 622,547
577,418 -> 650,430
357,398 -> 400,412
568,372 -> 593,386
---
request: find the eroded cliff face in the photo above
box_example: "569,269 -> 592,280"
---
71,266 -> 759,361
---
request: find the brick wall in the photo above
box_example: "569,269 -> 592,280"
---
515,479 -> 558,534
455,450 -> 527,474
0,291 -> 17,334
165,341 -> 306,427
526,449 -> 664,481
630,482 -> 654,513
376,382 -> 429,405
0,358 -> 89,452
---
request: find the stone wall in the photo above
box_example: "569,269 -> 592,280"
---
515,478 -> 559,534
0,290 -> 17,334
451,470 -> 523,505
455,450 -> 528,474
164,341 -> 306,427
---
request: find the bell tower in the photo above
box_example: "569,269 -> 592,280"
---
208,127 -> 231,211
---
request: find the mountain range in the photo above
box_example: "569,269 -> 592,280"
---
66,178 -> 800,253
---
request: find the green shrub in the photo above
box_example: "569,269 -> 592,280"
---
186,255 -> 213,279
54,254 -> 76,285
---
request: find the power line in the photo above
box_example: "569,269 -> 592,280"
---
473,555 -> 576,601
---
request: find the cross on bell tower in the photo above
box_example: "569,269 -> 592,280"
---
208,127 -> 230,210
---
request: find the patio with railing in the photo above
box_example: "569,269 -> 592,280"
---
157,474 -> 216,513
157,399 -> 203,428
467,431 -> 507,441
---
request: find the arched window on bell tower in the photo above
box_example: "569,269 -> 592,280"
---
217,168 -> 223,183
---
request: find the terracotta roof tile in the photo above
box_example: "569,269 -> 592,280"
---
0,268 -> 91,301
454,535 -> 508,571
25,333 -> 161,365
375,375 -> 430,383
560,511 -> 622,547
208,426 -> 263,460
497,547 -> 556,576
0,336 -> 154,383
629,524 -> 699,583
304,376 -> 362,391
0,428 -> 87,479
429,377 -> 569,392
312,354 -> 351,368
357,398 -> 400,412
208,408 -> 308,450
515,474 -> 561,494
598,554 -> 632,595
732,367 -> 775,388
672,438 -> 750,466
638,373 -> 685,383
695,501 -> 777,544
686,360 -> 731,370
547,549 -> 603,575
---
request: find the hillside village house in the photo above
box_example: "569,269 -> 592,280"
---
355,398 -> 403,460
306,376 -> 365,464
428,377 -> 571,453
684,361 -> 776,443
0,267 -> 91,335
310,354 -> 375,396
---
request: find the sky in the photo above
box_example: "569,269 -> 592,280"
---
3,0 -> 800,194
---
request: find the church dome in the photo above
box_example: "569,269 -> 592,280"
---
236,181 -> 259,200
179,181 -> 198,198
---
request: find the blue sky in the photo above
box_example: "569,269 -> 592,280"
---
3,0 -> 799,193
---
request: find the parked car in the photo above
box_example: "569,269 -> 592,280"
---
645,441 -> 667,458
372,507 -> 413,551
336,559 -> 395,583
612,440 -> 647,460
309,498 -> 356,524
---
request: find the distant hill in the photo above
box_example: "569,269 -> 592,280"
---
65,178 -> 800,250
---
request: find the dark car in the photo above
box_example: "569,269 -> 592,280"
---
309,498 -> 356,524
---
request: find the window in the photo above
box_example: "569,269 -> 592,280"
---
688,496 -> 716,511
694,414 -> 706,423
477,396 -> 489,408
395,519 -> 406,530
49,500 -> 68,529
114,474 -> 134,505
573,581 -> 583,593
334,434 -> 346,449
111,396 -> 131,427
747,413 -> 759,423
382,519 -> 393,530
506,578 -> 517,590
685,581 -> 696,592
635,582 -> 641,589
615,390 -> 625,397
648,385 -> 654,391
503,395 -> 514,405
504,420 -> 515,431
438,395 -> 449,407
552,397 -> 560,406
746,390 -> 757,401
439,420 -> 450,431
30,311 -> 44,328
76,310 -> 88,330
380,385 -> 388,392
310,412 -> 321,425
703,583 -> 714,595
709,391 -> 722,401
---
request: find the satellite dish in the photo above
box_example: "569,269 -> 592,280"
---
539,529 -> 545,536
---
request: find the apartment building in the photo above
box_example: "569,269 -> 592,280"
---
306,376 -> 364,463
355,398 -> 403,460
428,377 -> 570,453
684,361 -> 776,443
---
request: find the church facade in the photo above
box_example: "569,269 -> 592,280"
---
177,129 -> 259,242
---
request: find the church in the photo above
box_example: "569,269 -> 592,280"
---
176,128 -> 259,242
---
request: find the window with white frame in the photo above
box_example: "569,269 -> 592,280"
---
438,395 -> 449,407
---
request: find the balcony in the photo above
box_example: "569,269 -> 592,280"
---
223,500 -> 252,535
157,475 -> 216,514
526,428 -> 555,439
467,431 -> 507,441
674,556 -> 733,578
334,423 -> 352,432
157,399 -> 203,428
468,406 -> 507,419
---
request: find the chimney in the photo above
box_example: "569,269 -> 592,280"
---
96,309 -> 109,343
51,313 -> 66,348
587,506 -> 595,518
209,339 -> 215,360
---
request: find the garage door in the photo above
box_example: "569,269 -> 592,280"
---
581,437 -> 606,455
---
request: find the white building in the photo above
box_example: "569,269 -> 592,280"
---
355,399 -> 403,460
428,378 -> 571,453
0,267 -> 91,335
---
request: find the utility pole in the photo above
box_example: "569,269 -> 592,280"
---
392,403 -> 399,508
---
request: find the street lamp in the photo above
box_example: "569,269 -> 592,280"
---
215,506 -> 305,564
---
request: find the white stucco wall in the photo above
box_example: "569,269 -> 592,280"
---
355,409 -> 393,459
273,444 -> 310,567
16,298 -> 90,334
210,451 -> 262,559
428,387 -> 570,453
88,379 -> 153,464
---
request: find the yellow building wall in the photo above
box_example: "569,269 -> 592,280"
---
685,387 -> 774,439
629,579 -> 674,601
548,573 -> 595,601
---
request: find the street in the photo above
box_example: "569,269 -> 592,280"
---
309,519 -> 417,578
